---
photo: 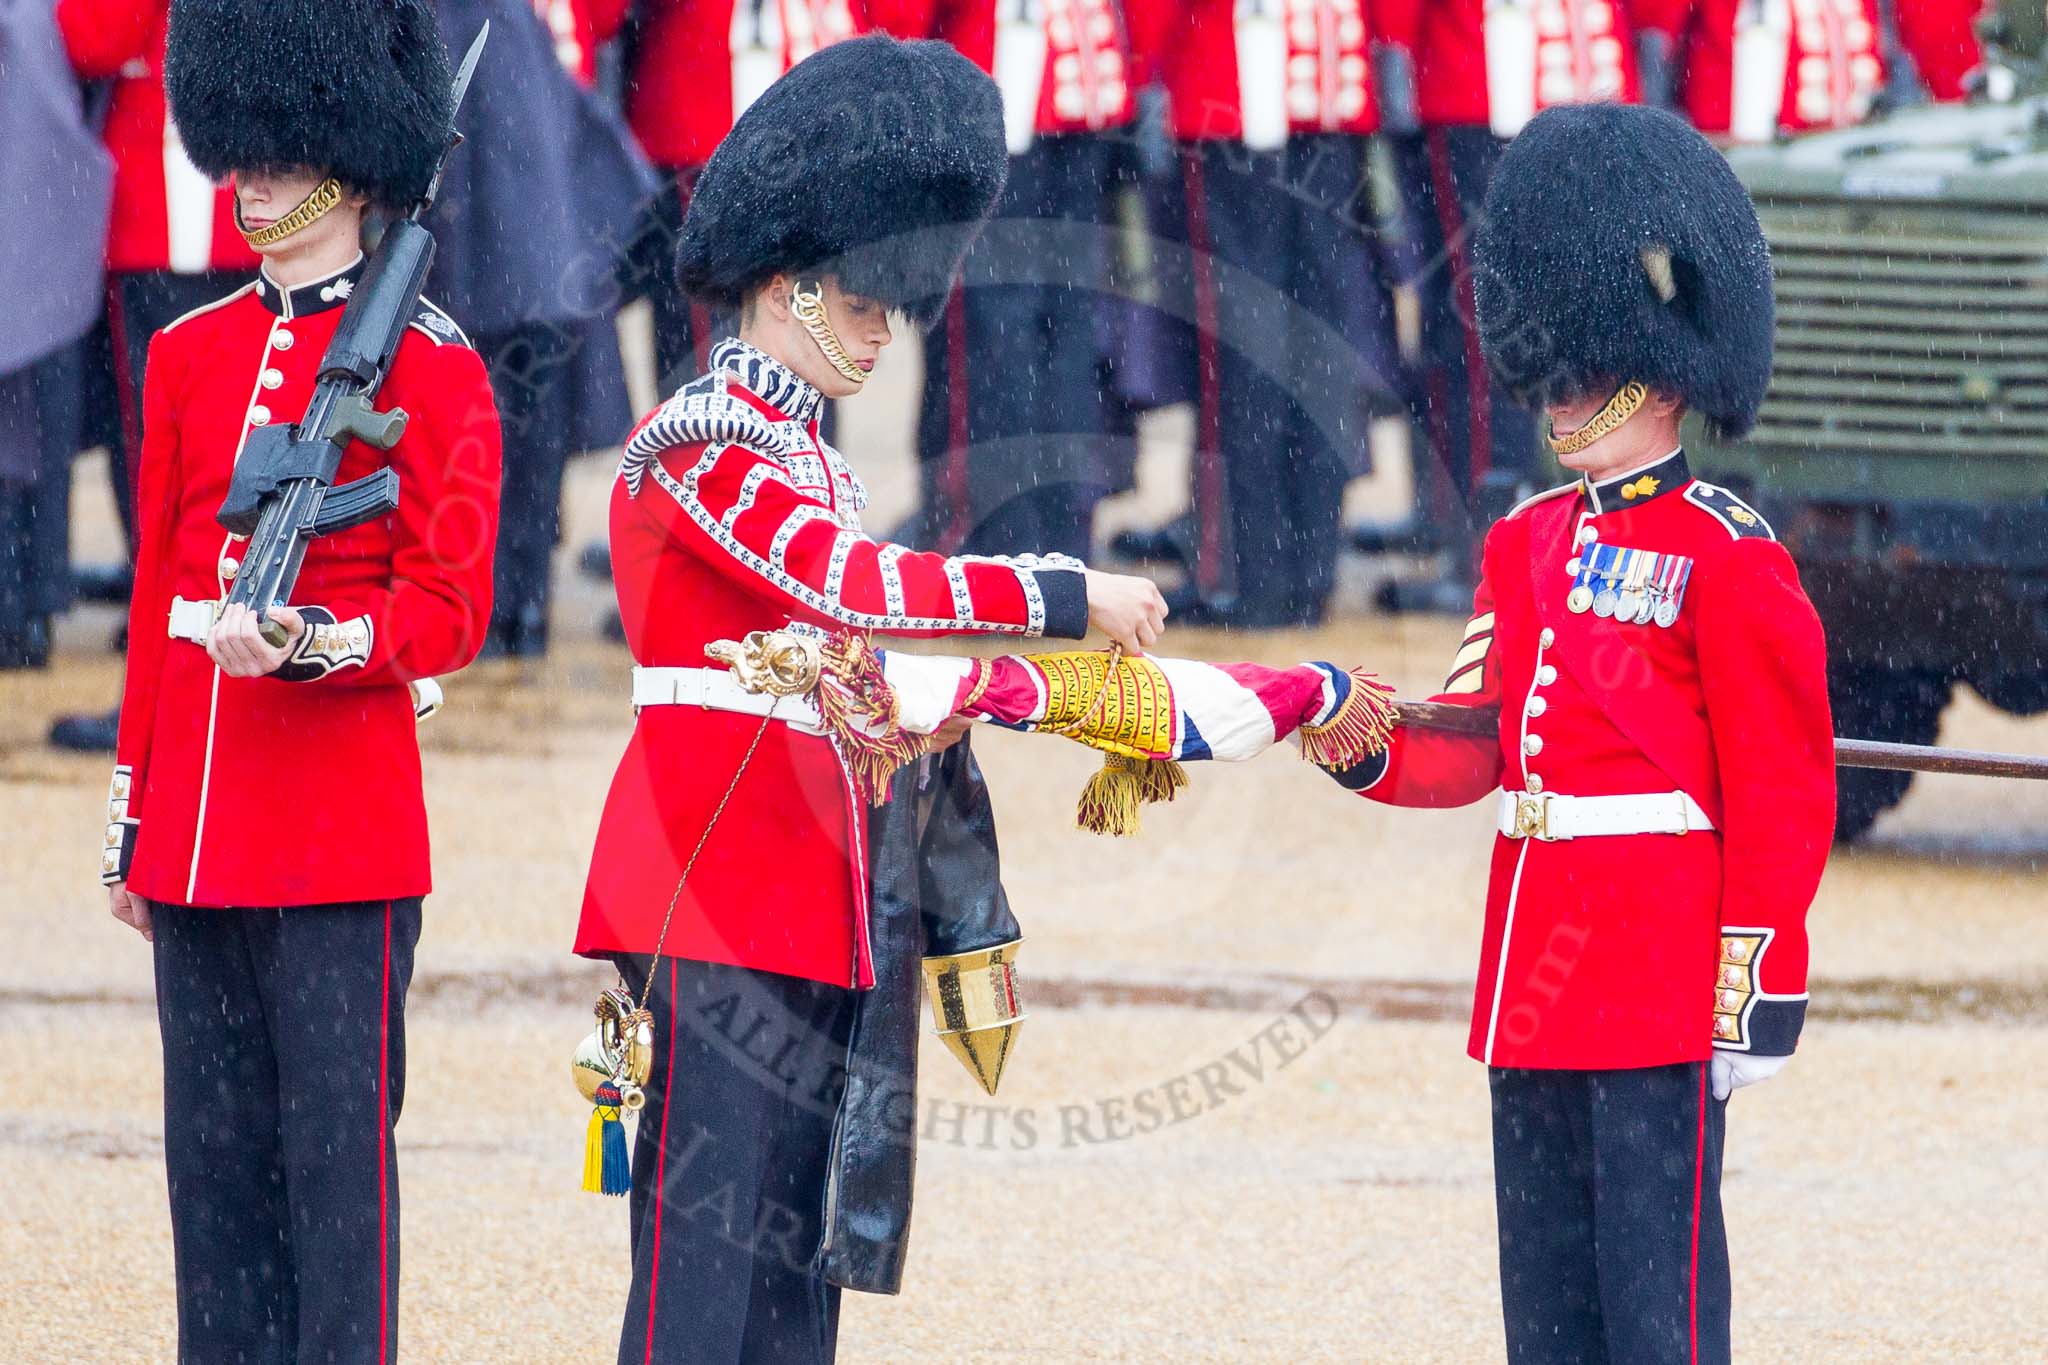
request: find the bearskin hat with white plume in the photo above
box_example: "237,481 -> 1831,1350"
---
1473,103 -> 1776,438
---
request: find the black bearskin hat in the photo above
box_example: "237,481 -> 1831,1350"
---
677,34 -> 1008,330
1473,103 -> 1775,438
165,0 -> 453,210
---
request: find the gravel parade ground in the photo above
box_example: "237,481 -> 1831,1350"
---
6,367 -> 2045,1362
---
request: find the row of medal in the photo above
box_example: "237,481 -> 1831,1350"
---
1565,543 -> 1693,627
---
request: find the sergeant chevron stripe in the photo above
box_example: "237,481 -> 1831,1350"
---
1444,611 -> 1495,694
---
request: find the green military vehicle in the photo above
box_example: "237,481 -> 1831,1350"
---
1687,9 -> 2048,841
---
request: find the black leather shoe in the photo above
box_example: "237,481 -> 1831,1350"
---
50,704 -> 120,753
577,542 -> 612,581
1375,576 -> 1477,617
1159,584 -> 1249,628
0,616 -> 51,669
1108,514 -> 1195,567
72,563 -> 133,605
1347,517 -> 1444,555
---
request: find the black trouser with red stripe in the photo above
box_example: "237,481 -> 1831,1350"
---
152,898 -> 421,1365
914,134 -> 1118,564
1391,126 -> 1540,577
613,956 -> 855,1365
1177,136 -> 1402,627
1489,1062 -> 1730,1365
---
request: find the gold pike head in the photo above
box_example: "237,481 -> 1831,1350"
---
921,940 -> 1025,1097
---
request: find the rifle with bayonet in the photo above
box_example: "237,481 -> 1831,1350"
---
1394,700 -> 2048,781
215,24 -> 491,648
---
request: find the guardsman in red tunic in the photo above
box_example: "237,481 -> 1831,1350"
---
625,0 -> 876,388
100,5 -> 500,1359
894,0 -> 1138,563
1680,0 -> 1986,143
533,0 -> 631,87
576,35 -> 1164,1363
1327,105 -> 1833,1363
1887,0 -> 1987,103
1116,0 -> 1408,627
1371,0 -> 1692,616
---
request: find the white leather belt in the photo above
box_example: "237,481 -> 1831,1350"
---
1497,790 -> 1714,842
632,665 -> 824,734
168,595 -> 219,643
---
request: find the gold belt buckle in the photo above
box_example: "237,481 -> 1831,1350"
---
1512,792 -> 1558,842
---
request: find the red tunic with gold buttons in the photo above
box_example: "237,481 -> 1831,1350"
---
1682,0 -> 1879,138
977,0 -> 1134,136
1337,451 -> 1834,1069
1126,0 -> 1394,142
531,0 -> 631,88
1681,0 -> 1984,140
105,258 -> 503,908
1381,0 -> 1688,132
575,338 -> 1088,988
626,0 -> 875,169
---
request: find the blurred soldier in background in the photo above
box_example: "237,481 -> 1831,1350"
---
1885,0 -> 1991,101
1121,0 -> 1407,629
891,0 -> 1134,564
429,0 -> 652,657
1373,0 -> 1691,614
48,0 -> 260,747
1678,0 -> 1985,143
535,0 -> 632,85
623,0 -> 872,395
0,2 -> 111,671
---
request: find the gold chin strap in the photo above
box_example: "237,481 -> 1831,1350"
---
237,177 -> 344,248
790,278 -> 869,386
1547,380 -> 1648,457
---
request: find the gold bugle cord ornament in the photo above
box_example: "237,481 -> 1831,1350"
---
236,177 -> 346,248
572,988 -> 652,1197
571,986 -> 654,1110
571,704 -> 779,1196
921,940 -> 1025,1096
791,278 -> 870,386
1547,379 -> 1648,457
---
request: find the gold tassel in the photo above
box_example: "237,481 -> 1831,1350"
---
1134,757 -> 1188,804
1076,753 -> 1146,836
1298,670 -> 1400,771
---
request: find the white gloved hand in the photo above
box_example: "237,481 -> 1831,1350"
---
1710,1050 -> 1788,1102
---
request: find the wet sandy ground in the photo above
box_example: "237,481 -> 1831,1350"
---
6,343 -> 2047,1360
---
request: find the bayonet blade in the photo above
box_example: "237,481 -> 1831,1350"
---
449,21 -> 490,121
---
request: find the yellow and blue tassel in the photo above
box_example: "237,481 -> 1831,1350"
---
582,1083 -> 631,1196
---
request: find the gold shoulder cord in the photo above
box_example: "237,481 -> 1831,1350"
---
238,177 -> 345,248
1548,380 -> 1648,457
791,279 -> 870,386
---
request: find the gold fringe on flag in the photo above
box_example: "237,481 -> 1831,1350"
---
1073,753 -> 1190,836
1077,753 -> 1147,836
1297,669 -> 1400,771
1134,756 -> 1189,804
